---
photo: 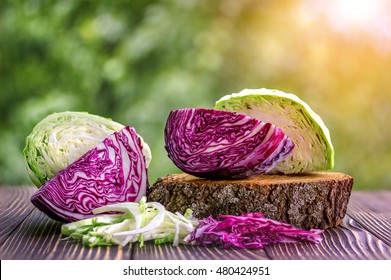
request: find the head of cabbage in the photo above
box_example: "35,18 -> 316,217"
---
23,111 -> 152,187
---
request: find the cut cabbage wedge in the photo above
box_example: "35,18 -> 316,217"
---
215,88 -> 334,174
23,111 -> 152,187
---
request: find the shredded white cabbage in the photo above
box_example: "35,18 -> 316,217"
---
61,197 -> 198,247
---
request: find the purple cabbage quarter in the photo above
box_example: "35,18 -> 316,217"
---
30,126 -> 149,222
164,108 -> 294,179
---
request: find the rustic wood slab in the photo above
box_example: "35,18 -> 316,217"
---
0,186 -> 390,260
132,241 -> 269,260
346,191 -> 391,246
133,215 -> 390,260
148,172 -> 354,230
0,208 -> 133,260
264,216 -> 391,260
0,186 -> 36,245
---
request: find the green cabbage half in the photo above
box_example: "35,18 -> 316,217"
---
215,88 -> 334,174
23,111 -> 152,187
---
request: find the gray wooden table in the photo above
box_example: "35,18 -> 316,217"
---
0,186 -> 390,260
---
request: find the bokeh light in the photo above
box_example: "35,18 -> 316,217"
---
1,0 -> 390,189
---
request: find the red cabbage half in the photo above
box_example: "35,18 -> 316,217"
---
164,108 -> 294,179
184,213 -> 324,249
30,126 -> 149,222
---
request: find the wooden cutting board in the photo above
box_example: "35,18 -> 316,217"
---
147,172 -> 354,230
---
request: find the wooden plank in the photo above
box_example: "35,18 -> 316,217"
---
347,191 -> 391,246
1,187 -> 389,260
263,216 -> 391,260
0,208 -> 133,260
133,241 -> 270,260
0,186 -> 36,245
134,215 -> 391,260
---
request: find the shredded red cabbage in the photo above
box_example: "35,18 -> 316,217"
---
184,213 -> 324,249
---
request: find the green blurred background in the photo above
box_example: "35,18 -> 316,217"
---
1,0 -> 390,190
